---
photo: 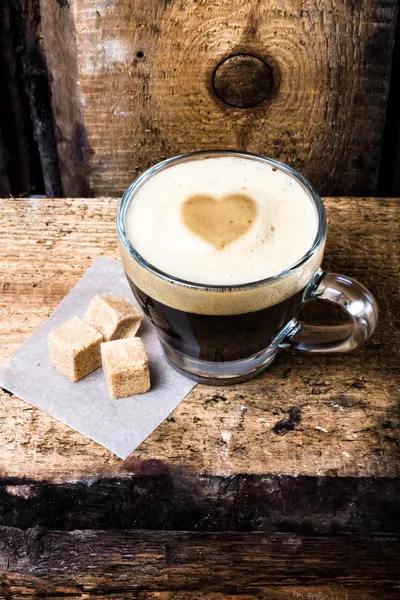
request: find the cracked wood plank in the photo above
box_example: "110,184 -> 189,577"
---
40,0 -> 397,196
0,528 -> 399,595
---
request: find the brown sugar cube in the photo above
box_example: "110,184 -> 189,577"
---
48,316 -> 103,382
101,338 -> 151,399
84,295 -> 143,341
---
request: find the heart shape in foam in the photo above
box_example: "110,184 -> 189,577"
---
182,193 -> 257,250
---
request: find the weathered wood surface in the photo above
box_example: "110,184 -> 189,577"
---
0,528 -> 399,596
2,595 -> 397,600
1,197 -> 399,479
2,594 -> 398,600
1,471 -> 399,533
38,0 -> 89,197
11,0 -> 62,197
0,196 -> 399,593
40,0 -> 398,197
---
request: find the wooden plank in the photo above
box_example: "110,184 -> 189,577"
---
40,0 -> 397,197
0,528 -> 399,594
12,0 -> 62,197
0,197 -> 399,481
1,593 -> 397,600
19,0 -> 62,197
1,472 -> 398,533
38,0 -> 90,197
0,197 -> 399,532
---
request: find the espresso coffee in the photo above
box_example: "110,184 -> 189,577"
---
119,154 -> 323,371
126,280 -> 306,362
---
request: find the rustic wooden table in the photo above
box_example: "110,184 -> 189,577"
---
0,197 -> 399,598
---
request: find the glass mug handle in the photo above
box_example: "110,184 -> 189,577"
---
280,269 -> 378,353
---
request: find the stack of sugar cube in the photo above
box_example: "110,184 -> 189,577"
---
47,295 -> 150,398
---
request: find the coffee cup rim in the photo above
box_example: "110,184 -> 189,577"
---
117,150 -> 326,292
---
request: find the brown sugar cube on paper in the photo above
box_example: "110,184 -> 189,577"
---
48,316 -> 103,382
0,257 -> 196,459
101,338 -> 151,399
84,295 -> 143,341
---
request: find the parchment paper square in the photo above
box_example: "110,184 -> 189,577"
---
0,257 -> 196,459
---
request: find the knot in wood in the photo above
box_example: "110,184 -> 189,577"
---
212,54 -> 273,108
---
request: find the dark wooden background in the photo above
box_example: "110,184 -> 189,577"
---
0,0 -> 399,199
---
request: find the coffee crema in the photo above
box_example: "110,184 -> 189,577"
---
121,155 -> 323,315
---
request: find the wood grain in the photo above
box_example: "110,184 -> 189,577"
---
0,528 -> 399,595
39,0 -> 398,197
38,0 -> 90,197
1,595 -> 396,600
1,593 -> 396,600
0,197 -> 399,486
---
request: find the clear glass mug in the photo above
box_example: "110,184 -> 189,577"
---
117,151 -> 378,384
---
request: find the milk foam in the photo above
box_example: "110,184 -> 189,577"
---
125,156 -> 319,286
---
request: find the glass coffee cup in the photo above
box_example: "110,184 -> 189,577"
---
117,151 -> 378,384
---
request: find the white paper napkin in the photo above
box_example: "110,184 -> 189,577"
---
0,257 -> 196,459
